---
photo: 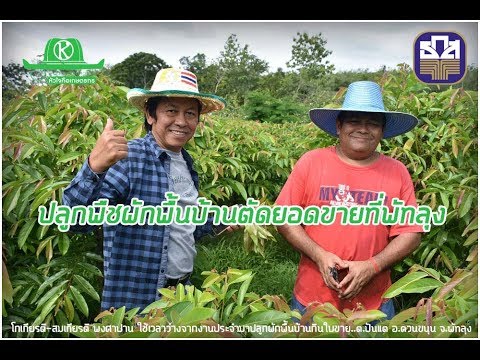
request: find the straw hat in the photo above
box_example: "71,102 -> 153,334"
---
127,68 -> 226,114
309,81 -> 419,138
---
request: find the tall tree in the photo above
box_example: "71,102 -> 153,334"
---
216,34 -> 269,105
179,53 -> 219,93
2,63 -> 29,101
459,65 -> 478,91
180,53 -> 208,74
286,32 -> 334,100
287,32 -> 334,77
110,52 -> 169,88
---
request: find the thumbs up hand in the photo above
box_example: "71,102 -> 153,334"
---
88,118 -> 128,173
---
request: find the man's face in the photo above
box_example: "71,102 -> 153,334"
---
336,112 -> 384,158
147,97 -> 200,152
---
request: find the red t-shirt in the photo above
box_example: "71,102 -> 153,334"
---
276,146 -> 423,311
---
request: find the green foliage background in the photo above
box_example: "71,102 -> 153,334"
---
2,42 -> 478,338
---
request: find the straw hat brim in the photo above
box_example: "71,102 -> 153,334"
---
309,107 -> 419,139
127,88 -> 226,114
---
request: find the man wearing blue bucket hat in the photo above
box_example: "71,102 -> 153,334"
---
276,81 -> 423,319
63,68 -> 231,310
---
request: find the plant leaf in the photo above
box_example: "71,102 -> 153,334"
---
70,285 -> 89,317
459,193 -> 473,218
111,306 -> 125,327
178,307 -> 216,325
2,261 -> 14,304
383,272 -> 429,298
5,186 -> 21,216
17,218 -> 37,249
237,310 -> 290,326
64,295 -> 75,322
73,274 -> 100,302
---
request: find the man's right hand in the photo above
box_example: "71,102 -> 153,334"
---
315,250 -> 349,292
88,118 -> 128,173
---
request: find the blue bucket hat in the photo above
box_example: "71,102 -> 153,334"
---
309,81 -> 419,139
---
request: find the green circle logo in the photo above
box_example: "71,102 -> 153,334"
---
53,40 -> 74,61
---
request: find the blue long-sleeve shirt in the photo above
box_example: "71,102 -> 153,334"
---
63,132 -> 213,310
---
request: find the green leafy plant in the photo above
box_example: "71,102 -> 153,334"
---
72,268 -> 295,338
378,66 -> 477,283
243,90 -> 307,123
2,76 -> 139,336
243,224 -> 275,256
382,262 -> 477,338
3,65 -> 476,337
76,266 -> 480,339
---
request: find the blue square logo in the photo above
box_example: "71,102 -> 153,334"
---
414,32 -> 467,84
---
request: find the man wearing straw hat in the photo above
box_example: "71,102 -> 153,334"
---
63,68 -> 227,310
276,81 -> 423,319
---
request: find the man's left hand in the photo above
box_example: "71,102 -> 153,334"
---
225,225 -> 242,232
336,260 -> 377,300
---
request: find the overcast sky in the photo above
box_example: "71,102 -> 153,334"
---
2,21 -> 478,72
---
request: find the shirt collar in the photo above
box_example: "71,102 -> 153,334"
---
145,132 -> 194,168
